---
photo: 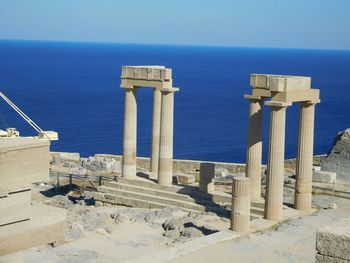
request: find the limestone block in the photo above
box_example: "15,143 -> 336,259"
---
200,163 -> 215,182
199,163 -> 215,193
315,254 -> 350,263
250,74 -> 311,92
121,66 -> 172,81
0,189 -> 31,226
313,170 -> 336,183
0,138 -> 50,195
316,218 -> 350,260
269,75 -> 311,92
0,203 -> 66,256
250,74 -> 270,89
175,174 -> 195,185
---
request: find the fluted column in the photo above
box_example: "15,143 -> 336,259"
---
158,91 -> 175,186
231,177 -> 251,233
294,102 -> 316,210
150,89 -> 162,176
264,104 -> 287,221
246,98 -> 264,201
122,88 -> 137,179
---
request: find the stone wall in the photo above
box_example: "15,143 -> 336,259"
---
52,152 -> 326,177
316,218 -> 350,262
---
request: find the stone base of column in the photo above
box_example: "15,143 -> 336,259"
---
158,158 -> 173,186
231,177 -> 251,233
122,163 -> 136,179
294,193 -> 312,211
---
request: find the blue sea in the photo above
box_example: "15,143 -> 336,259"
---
0,40 -> 349,163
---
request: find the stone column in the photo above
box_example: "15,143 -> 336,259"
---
122,88 -> 137,179
246,98 -> 264,201
231,177 -> 251,233
294,102 -> 316,211
150,89 -> 162,176
158,91 -> 175,186
264,104 -> 287,221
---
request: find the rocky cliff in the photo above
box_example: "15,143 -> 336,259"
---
321,129 -> 350,182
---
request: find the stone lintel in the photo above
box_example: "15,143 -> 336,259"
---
121,66 -> 172,82
250,74 -> 311,92
120,78 -> 173,90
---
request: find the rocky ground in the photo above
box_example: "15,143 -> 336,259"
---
169,195 -> 350,263
1,182 -> 229,263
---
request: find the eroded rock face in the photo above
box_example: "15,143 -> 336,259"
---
321,129 -> 350,182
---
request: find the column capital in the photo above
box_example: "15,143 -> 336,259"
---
299,100 -> 320,106
120,85 -> 135,90
265,101 -> 292,108
244,94 -> 266,101
160,87 -> 179,93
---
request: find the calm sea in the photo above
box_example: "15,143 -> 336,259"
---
0,40 -> 349,163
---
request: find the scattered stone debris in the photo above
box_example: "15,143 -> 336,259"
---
51,154 -> 122,177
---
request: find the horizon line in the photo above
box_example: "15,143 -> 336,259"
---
1,38 -> 350,52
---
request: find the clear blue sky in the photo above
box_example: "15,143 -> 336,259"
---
0,0 -> 349,49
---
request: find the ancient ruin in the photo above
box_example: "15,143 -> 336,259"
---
120,66 -> 179,186
2,70 -> 350,263
245,74 -> 320,220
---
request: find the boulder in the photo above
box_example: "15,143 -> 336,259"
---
181,227 -> 204,238
321,129 -> 350,182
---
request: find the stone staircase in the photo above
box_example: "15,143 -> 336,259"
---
93,177 -> 265,220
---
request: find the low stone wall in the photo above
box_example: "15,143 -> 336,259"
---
52,152 -> 326,177
92,154 -> 253,175
316,218 -> 350,262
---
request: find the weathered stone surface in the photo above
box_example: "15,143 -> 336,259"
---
175,173 -> 195,185
316,218 -> 350,260
162,218 -> 184,232
181,227 -> 203,238
321,129 -> 350,182
0,138 -> 50,195
313,170 -> 337,183
315,253 -> 350,263
51,152 -> 80,163
199,163 -> 215,193
0,189 -> 31,226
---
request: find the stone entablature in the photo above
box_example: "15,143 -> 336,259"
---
121,66 -> 176,90
247,74 -> 319,105
121,66 -> 172,81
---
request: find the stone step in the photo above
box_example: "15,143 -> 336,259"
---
115,177 -> 233,205
94,189 -> 264,219
116,177 -> 181,193
105,181 -> 195,203
251,200 -> 265,209
94,191 -> 176,210
250,206 -> 265,216
97,186 -> 207,212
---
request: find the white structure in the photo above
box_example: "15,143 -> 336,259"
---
245,74 -> 320,220
120,66 -> 179,186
